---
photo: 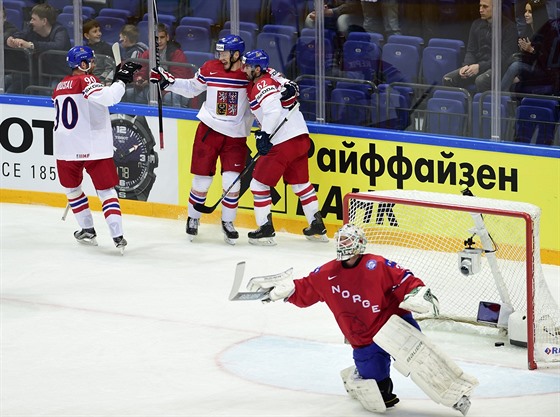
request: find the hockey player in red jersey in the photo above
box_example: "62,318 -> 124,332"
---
52,45 -> 140,253
149,36 -> 299,245
241,49 -> 328,245
248,223 -> 443,411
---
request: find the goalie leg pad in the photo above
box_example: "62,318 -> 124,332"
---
375,315 -> 479,414
340,366 -> 387,413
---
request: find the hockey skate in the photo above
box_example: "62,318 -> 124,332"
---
222,221 -> 239,245
248,214 -> 276,246
74,228 -> 98,246
113,236 -> 127,255
186,217 -> 199,241
303,212 -> 329,242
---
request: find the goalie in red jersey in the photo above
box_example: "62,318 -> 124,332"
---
248,223 -> 478,415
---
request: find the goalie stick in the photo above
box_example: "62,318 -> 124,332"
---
192,102 -> 300,214
229,261 -> 293,301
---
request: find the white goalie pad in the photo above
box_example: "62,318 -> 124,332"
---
375,315 -> 479,415
340,366 -> 387,413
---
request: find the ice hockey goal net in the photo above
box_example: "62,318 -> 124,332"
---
343,190 -> 559,369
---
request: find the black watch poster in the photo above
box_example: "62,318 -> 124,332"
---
111,114 -> 159,202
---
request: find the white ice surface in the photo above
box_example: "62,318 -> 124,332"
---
1,203 -> 559,417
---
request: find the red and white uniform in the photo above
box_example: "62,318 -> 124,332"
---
288,255 -> 425,348
247,72 -> 308,144
168,59 -> 253,137
52,74 -> 125,161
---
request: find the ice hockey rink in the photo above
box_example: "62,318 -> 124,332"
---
1,202 -> 559,416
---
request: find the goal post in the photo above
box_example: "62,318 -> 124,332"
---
343,189 -> 559,370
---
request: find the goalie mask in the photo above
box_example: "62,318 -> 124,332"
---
335,224 -> 367,261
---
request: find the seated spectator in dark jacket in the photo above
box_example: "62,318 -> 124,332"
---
502,0 -> 557,93
442,0 -> 518,92
83,19 -> 116,85
6,3 -> 71,91
128,23 -> 192,106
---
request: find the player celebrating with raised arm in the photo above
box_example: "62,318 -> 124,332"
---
247,223 -> 478,415
52,46 -> 141,253
149,36 -> 299,245
241,49 -> 327,245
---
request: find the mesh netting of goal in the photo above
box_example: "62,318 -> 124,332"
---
343,190 -> 559,370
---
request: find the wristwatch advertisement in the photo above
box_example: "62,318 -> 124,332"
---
111,114 -> 159,201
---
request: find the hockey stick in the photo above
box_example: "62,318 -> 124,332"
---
111,42 -> 121,66
61,204 -> 70,221
152,0 -> 164,150
229,261 -> 294,301
192,102 -> 300,214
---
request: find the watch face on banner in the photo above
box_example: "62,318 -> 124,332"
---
111,114 -> 158,201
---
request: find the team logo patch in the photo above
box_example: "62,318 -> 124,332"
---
366,260 -> 377,270
217,90 -> 238,116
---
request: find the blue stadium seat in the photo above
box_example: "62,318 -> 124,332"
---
515,105 -> 557,145
175,26 -> 212,52
225,1 -> 265,26
5,8 -> 23,30
262,24 -> 298,42
62,5 -> 96,19
425,97 -> 468,136
4,0 -> 26,11
223,21 -> 260,35
377,90 -> 410,130
98,8 -> 131,21
472,93 -> 511,139
143,13 -> 177,31
381,43 -> 420,83
422,46 -> 461,85
295,36 -> 334,76
256,33 -> 293,74
112,0 -> 141,17
342,40 -> 382,81
387,34 -> 424,54
296,78 -> 334,122
329,88 -> 375,126
137,20 -> 150,45
95,16 -> 127,44
427,38 -> 465,55
179,16 -> 214,32
188,0 -> 224,25
269,0 -> 307,29
347,31 -> 384,47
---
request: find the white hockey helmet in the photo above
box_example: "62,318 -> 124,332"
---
335,223 -> 367,261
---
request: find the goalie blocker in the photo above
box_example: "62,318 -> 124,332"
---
374,315 -> 479,416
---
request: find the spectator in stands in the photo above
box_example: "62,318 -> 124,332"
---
305,0 -> 363,38
83,19 -> 115,85
442,0 -> 518,93
119,24 -> 147,60
128,23 -> 192,106
361,0 -> 400,37
6,3 -> 71,92
503,0 -> 559,93
2,5 -> 19,93
514,0 -> 557,36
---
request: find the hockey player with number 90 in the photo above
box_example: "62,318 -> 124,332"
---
247,223 -> 478,415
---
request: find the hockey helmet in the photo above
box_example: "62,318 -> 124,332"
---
67,45 -> 94,68
242,49 -> 269,71
215,34 -> 245,54
335,224 -> 368,261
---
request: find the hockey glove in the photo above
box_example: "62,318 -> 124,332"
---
113,62 -> 142,84
399,286 -> 440,316
247,273 -> 295,303
255,130 -> 272,156
280,80 -> 299,109
150,66 -> 175,90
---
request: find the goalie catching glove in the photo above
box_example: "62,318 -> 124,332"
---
150,66 -> 175,90
246,269 -> 295,303
113,62 -> 142,84
399,286 -> 440,316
